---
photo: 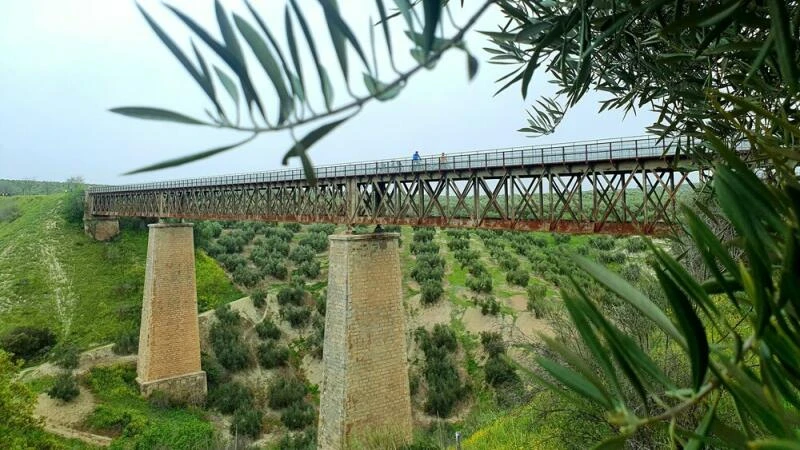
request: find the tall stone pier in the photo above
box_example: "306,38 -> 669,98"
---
136,223 -> 206,405
318,233 -> 412,449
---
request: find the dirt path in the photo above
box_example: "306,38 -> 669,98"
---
0,237 -> 18,313
40,206 -> 78,337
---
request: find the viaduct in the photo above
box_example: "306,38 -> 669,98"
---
84,136 -> 705,448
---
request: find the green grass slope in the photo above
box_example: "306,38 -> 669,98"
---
0,194 -> 241,352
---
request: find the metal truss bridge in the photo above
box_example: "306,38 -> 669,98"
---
86,136 -> 711,235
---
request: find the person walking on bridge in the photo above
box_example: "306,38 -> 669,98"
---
412,150 -> 421,170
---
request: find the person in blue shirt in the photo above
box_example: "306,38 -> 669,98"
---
412,150 -> 421,161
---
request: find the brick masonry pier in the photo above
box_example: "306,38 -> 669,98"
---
318,233 -> 412,449
136,223 -> 206,405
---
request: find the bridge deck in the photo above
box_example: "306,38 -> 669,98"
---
87,136 -> 707,235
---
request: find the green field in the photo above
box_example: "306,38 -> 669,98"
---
0,194 -> 241,351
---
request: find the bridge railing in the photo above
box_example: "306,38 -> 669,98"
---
89,135 -> 688,194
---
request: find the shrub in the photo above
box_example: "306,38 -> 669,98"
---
588,235 -> 615,251
289,245 -> 316,264
47,372 -> 80,402
466,274 -> 493,293
411,262 -> 444,284
251,288 -> 267,308
209,311 -> 250,371
281,401 -> 315,430
480,332 -> 505,357
278,429 -> 317,449
498,254 -> 520,271
526,284 -> 548,318
112,329 -> 139,355
620,264 -> 642,283
282,305 -> 311,328
201,352 -> 226,387
410,241 -> 439,255
277,286 -> 305,306
265,226 -> 295,242
416,326 -> 464,417
315,294 -> 326,316
307,223 -> 336,235
207,381 -> 253,414
467,261 -> 488,277
87,405 -> 148,436
0,202 -> 21,223
217,253 -> 247,271
598,250 -> 626,265
484,356 -> 518,386
294,260 -> 321,279
268,377 -> 307,409
217,234 -> 244,254
62,188 -> 85,224
453,249 -> 481,265
257,257 -> 288,280
478,297 -> 501,316
231,408 -> 263,438
56,343 -> 80,369
416,324 -> 458,354
214,304 -> 241,326
233,265 -> 260,287
506,269 -> 530,287
251,237 -> 290,260
298,232 -> 328,252
624,237 -> 648,253
552,233 -> 572,244
258,342 -> 289,369
412,228 -> 436,242
420,281 -> 444,305
282,222 -> 302,233
447,237 -> 470,252
256,319 -> 281,341
0,326 -> 56,362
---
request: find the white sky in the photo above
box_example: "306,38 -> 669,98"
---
0,1 -> 656,185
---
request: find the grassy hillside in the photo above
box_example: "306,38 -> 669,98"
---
1,192 -> 657,448
0,194 -> 241,353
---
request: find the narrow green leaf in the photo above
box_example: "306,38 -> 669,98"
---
656,268 -> 709,391
467,52 -> 479,80
282,117 -> 351,184
363,73 -> 403,101
245,1 -> 300,102
421,0 -> 442,55
110,107 -> 210,125
591,434 -> 629,450
284,6 -> 306,101
684,395 -> 718,450
749,440 -> 800,450
318,0 -> 370,74
233,15 -> 293,124
520,50 -> 540,100
166,4 -> 265,118
537,356 -> 610,406
214,67 -> 240,110
375,0 -> 395,68
190,41 -> 221,117
745,36 -> 774,83
320,67 -> 334,111
542,335 -> 613,408
564,280 -> 623,397
574,255 -> 687,348
767,0 -> 799,93
288,0 -> 331,111
136,4 -> 222,115
124,135 -> 256,175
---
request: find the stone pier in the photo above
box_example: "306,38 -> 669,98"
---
136,223 -> 206,405
318,233 -> 412,449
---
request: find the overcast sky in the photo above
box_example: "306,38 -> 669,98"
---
0,1 -> 656,185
